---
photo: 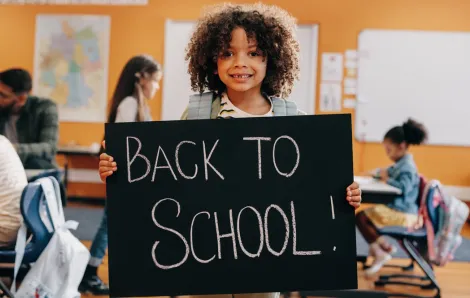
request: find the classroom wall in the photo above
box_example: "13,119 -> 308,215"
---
1,0 -> 469,198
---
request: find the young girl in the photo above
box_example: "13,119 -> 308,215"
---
98,3 -> 362,297
80,54 -> 162,295
356,118 -> 428,276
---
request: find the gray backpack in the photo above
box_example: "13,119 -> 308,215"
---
186,92 -> 299,120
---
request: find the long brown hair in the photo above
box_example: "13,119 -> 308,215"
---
107,54 -> 162,123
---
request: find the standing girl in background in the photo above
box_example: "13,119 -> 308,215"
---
98,3 -> 362,298
79,54 -> 162,295
356,118 -> 428,276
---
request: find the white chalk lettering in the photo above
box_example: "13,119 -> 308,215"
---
264,204 -> 289,256
203,140 -> 225,180
150,199 -> 322,270
272,136 -> 300,178
330,195 -> 335,220
126,136 -> 151,183
151,198 -> 189,270
243,137 -> 272,179
151,146 -> 178,181
175,140 -> 198,179
190,211 -> 215,263
236,206 -> 264,258
291,201 -> 321,256
214,210 -> 238,259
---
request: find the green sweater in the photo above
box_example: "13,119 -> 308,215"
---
0,96 -> 58,167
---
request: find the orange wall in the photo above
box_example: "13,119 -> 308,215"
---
1,0 -> 469,198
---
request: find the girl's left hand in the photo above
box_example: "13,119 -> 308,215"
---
346,182 -> 362,209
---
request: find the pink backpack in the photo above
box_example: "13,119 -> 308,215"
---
418,179 -> 469,266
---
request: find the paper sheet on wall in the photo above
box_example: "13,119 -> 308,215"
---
343,99 -> 356,109
344,78 -> 357,88
345,60 -> 358,69
346,68 -> 356,77
321,53 -> 343,82
345,49 -> 358,60
320,83 -> 342,112
343,78 -> 357,95
345,49 -> 358,77
344,87 -> 357,95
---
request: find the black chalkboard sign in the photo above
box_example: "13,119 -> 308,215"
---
105,114 -> 357,298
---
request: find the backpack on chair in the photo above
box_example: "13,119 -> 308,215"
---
418,179 -> 469,266
12,176 -> 90,298
185,91 -> 301,120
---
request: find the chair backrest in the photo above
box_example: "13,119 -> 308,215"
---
28,169 -> 63,183
28,169 -> 67,207
0,179 -> 58,265
19,180 -> 56,263
416,175 -> 427,205
421,180 -> 442,234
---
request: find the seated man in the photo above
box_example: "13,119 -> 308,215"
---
0,135 -> 28,247
0,68 -> 59,170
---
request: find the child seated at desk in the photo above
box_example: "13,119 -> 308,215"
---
356,118 -> 427,276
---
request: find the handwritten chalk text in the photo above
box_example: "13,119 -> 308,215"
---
150,198 -> 320,270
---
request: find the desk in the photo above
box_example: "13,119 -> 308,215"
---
57,144 -> 100,188
58,144 -> 100,156
354,176 -> 402,204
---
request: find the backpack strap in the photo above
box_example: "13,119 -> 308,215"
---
187,92 -> 214,120
210,96 -> 221,119
187,93 -> 298,119
272,97 -> 298,116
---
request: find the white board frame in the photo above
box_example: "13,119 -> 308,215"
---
161,20 -> 319,121
355,29 -> 470,147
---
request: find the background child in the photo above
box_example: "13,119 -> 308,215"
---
81,54 -> 162,295
356,118 -> 428,276
99,3 -> 362,297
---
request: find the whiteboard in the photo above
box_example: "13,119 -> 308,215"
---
355,29 -> 470,147
161,20 -> 319,120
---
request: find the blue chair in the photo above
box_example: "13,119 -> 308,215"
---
0,179 -> 56,281
0,279 -> 14,297
28,169 -> 67,207
360,176 -> 428,273
374,180 -> 442,298
27,169 -> 63,183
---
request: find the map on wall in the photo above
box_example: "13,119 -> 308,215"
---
33,14 -> 110,122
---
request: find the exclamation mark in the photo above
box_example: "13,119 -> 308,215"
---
330,195 -> 335,220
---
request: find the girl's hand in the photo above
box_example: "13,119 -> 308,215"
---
378,168 -> 389,182
98,140 -> 117,183
346,182 -> 362,209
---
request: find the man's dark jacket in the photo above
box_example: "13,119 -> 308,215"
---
0,96 -> 58,168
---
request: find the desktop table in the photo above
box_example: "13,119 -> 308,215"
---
57,144 -> 100,188
25,145 -> 100,192
354,176 -> 402,204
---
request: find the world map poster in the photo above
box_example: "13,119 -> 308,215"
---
33,14 -> 110,122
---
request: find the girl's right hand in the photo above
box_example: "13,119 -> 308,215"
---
98,141 -> 117,183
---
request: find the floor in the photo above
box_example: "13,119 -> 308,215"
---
80,218 -> 470,298
2,201 -> 468,297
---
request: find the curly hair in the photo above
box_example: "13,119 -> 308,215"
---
185,3 -> 300,99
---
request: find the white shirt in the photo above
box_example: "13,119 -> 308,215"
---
0,135 -> 27,232
217,93 -> 274,119
115,96 -> 152,123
